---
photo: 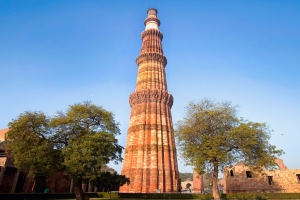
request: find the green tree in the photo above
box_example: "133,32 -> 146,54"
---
5,111 -> 60,191
179,172 -> 193,181
92,171 -> 129,199
6,101 -> 124,200
175,99 -> 283,199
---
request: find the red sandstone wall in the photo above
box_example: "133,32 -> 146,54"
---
47,172 -> 71,193
193,171 -> 204,193
0,167 -> 17,192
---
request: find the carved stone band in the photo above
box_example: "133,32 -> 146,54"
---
141,29 -> 163,40
136,53 -> 167,66
144,17 -> 161,26
129,90 -> 173,108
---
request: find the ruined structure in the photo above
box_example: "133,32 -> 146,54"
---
193,171 -> 204,193
120,8 -> 179,193
180,179 -> 193,192
223,159 -> 300,193
0,128 -> 19,193
0,128 -> 71,193
1,129 -> 121,193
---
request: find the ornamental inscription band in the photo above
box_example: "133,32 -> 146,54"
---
129,90 -> 173,108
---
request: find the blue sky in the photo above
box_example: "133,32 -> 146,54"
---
0,0 -> 299,173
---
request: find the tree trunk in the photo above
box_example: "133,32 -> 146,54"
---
212,161 -> 220,199
94,186 -> 97,192
88,180 -> 92,192
70,178 -> 74,193
74,182 -> 89,200
31,179 -> 36,193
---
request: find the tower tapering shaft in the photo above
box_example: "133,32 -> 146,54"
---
120,8 -> 179,193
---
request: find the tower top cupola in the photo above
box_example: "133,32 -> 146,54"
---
144,7 -> 160,30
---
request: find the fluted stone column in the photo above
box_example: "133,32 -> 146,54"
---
120,8 -> 179,193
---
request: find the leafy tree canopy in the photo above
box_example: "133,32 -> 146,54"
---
175,99 -> 284,199
179,172 -> 193,181
6,101 -> 124,200
91,171 -> 130,192
5,111 -> 59,178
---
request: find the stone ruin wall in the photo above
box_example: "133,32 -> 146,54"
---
223,159 -> 300,193
193,171 -> 204,193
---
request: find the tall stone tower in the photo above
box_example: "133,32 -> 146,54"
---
120,8 -> 179,193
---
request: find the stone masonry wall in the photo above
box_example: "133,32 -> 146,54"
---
223,160 -> 300,193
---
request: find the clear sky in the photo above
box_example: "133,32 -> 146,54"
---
1,0 -> 299,173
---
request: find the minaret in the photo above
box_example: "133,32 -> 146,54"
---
120,8 -> 179,193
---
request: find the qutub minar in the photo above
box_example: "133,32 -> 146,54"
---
120,8 -> 180,193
